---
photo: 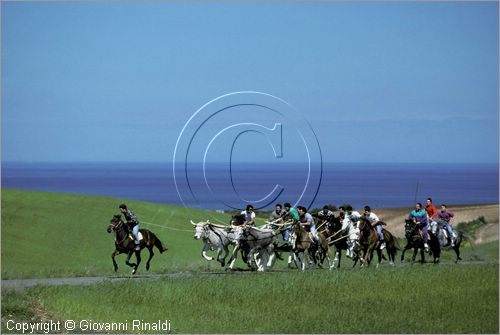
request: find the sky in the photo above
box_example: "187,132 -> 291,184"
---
2,1 -> 499,164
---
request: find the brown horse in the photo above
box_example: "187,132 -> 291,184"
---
357,217 -> 398,268
290,221 -> 314,271
107,215 -> 167,274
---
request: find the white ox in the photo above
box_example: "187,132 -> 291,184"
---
226,225 -> 278,272
192,220 -> 234,267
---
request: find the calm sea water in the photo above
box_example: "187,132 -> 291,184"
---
1,162 -> 498,211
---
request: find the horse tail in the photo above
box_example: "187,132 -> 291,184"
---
152,233 -> 168,253
459,231 -> 474,250
393,236 -> 401,250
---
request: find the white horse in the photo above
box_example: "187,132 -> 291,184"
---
330,215 -> 361,269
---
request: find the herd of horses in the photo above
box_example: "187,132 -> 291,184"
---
106,212 -> 466,274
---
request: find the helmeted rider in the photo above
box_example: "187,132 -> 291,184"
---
409,202 -> 429,250
438,204 -> 455,246
240,204 -> 256,226
364,206 -> 385,250
297,206 -> 319,242
119,204 -> 141,251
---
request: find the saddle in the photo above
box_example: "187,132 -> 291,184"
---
128,232 -> 144,241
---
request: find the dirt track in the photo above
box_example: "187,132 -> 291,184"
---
3,260 -> 497,289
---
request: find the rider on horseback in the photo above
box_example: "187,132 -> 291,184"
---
269,203 -> 288,242
282,203 -> 299,242
240,204 -> 256,226
297,206 -> 319,242
269,203 -> 283,221
339,205 -> 361,258
409,202 -> 429,251
425,198 -> 439,220
438,204 -> 455,246
119,204 -> 141,251
363,206 -> 385,250
317,205 -> 335,222
344,205 -> 362,224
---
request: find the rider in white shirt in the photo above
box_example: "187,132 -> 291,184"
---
364,206 -> 385,250
241,204 -> 256,226
341,205 -> 361,258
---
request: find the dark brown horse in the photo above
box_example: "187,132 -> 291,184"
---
107,215 -> 167,274
401,218 -> 427,264
357,217 -> 398,268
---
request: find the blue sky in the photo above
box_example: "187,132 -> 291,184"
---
2,2 -> 498,164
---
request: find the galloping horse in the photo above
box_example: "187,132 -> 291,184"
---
401,218 -> 428,264
323,216 -> 361,268
290,221 -> 315,271
107,215 -> 167,274
357,217 -> 398,268
428,220 -> 465,263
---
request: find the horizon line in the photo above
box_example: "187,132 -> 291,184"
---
2,160 -> 499,166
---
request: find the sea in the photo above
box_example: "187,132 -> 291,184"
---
1,162 -> 498,211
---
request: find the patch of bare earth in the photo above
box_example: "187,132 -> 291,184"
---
348,204 -> 499,242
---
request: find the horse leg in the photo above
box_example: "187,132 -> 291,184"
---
125,250 -> 136,268
401,244 -> 409,262
226,244 -> 239,271
411,247 -> 418,263
376,249 -> 382,269
216,246 -> 228,267
266,245 -> 276,269
302,250 -> 308,271
454,245 -> 462,262
362,246 -> 372,267
132,250 -> 141,274
332,249 -> 339,269
112,249 -> 120,272
145,246 -> 154,271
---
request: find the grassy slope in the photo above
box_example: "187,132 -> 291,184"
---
2,189 -> 499,333
1,189 -> 239,279
1,189 -> 498,278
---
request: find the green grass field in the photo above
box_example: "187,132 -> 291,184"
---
2,189 -> 499,333
1,189 -> 244,279
2,264 -> 498,333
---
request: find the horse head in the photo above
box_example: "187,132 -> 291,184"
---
107,214 -> 123,233
429,220 -> 439,235
404,218 -> 416,238
328,216 -> 342,232
230,214 -> 245,226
